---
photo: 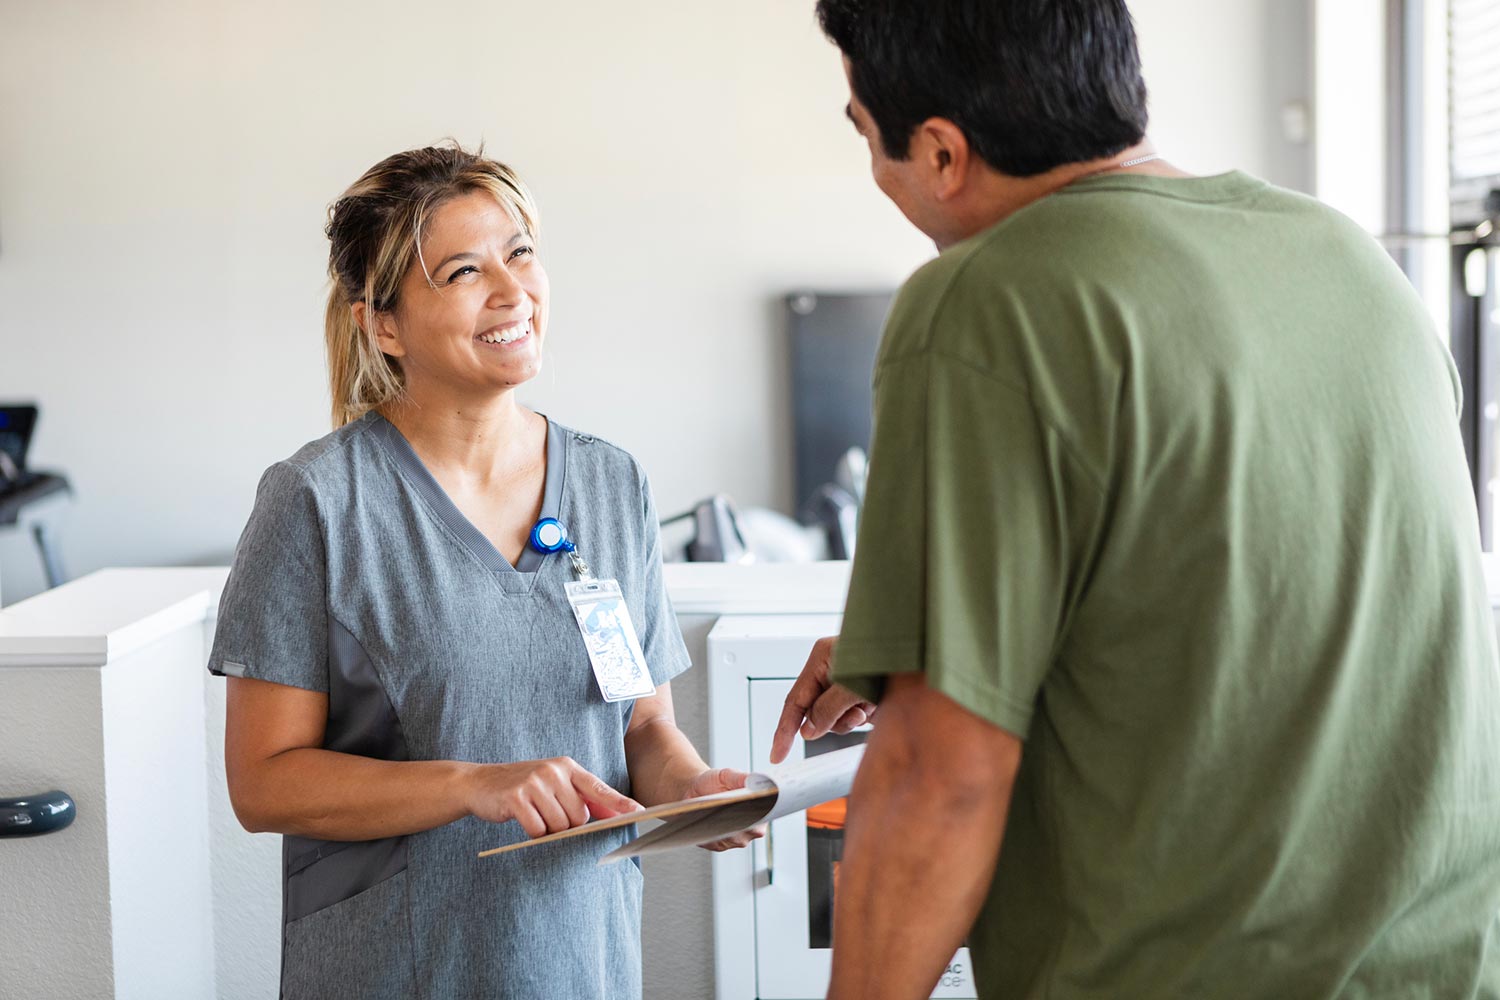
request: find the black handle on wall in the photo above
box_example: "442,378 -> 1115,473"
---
0,791 -> 76,837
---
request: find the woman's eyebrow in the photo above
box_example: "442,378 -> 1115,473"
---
429,251 -> 480,278
429,231 -> 530,278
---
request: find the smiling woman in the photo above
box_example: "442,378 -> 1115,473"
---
209,144 -> 758,999
323,147 -> 546,428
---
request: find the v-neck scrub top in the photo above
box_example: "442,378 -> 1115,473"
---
208,411 -> 691,1000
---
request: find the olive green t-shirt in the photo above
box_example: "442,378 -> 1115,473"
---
834,171 -> 1500,997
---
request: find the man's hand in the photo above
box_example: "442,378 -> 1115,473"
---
770,636 -> 879,764
682,767 -> 765,851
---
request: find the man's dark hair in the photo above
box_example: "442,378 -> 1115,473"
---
816,0 -> 1150,177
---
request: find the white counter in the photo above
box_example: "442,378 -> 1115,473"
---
0,562 -> 851,666
0,568 -> 225,666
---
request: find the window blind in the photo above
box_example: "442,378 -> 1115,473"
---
1451,0 -> 1500,183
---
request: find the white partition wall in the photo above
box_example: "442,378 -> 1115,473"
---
0,663 -> 115,996
0,570 -> 224,999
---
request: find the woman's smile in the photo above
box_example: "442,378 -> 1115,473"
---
475,319 -> 532,348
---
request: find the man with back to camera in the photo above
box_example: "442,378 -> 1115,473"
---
769,0 -> 1500,996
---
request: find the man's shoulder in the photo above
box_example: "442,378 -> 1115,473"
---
879,241 -> 1021,366
883,173 -> 1363,361
878,213 -> 1095,372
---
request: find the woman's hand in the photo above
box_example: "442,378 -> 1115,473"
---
682,767 -> 766,852
463,757 -> 642,838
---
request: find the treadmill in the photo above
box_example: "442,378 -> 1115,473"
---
0,404 -> 72,589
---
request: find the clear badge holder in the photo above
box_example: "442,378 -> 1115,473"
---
565,573 -> 657,704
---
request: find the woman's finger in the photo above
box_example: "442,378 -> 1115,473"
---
571,767 -> 642,819
557,785 -> 590,829
537,796 -> 572,834
514,802 -> 548,840
698,767 -> 748,795
528,778 -> 572,834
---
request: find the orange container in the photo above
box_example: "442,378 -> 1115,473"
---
807,797 -> 848,830
807,796 -> 848,948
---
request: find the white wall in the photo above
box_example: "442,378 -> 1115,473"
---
0,0 -> 1304,601
1135,0 -> 1313,189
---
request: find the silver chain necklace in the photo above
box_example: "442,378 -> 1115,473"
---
1071,151 -> 1164,187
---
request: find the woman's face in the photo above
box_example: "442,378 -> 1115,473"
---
374,189 -> 549,400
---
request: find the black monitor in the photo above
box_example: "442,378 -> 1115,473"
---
786,291 -> 892,514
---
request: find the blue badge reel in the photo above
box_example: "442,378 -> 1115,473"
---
529,517 -> 574,555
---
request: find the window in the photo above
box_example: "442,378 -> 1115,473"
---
1383,1 -> 1500,545
1442,0 -> 1500,545
1450,0 -> 1500,202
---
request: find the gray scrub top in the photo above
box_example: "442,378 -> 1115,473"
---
208,411 -> 691,1000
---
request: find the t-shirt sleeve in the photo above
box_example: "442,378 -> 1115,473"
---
831,351 -> 1103,738
207,461 -> 330,693
636,472 -> 693,687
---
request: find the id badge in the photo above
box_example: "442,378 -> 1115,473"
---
564,579 -> 657,703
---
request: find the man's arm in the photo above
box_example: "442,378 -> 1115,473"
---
828,673 -> 1022,1000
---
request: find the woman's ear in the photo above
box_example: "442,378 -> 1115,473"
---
352,301 -> 406,359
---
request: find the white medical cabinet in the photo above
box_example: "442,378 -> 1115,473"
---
706,614 -> 977,1000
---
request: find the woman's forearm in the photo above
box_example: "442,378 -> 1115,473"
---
624,717 -> 709,806
229,748 -> 477,840
621,691 -> 762,852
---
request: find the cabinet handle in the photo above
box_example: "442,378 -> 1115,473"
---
0,791 -> 76,838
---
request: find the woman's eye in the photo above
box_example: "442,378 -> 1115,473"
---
446,265 -> 479,282
509,246 -> 534,262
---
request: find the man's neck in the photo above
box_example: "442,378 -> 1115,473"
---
936,141 -> 1189,250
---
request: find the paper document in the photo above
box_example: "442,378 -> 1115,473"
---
476,745 -> 866,864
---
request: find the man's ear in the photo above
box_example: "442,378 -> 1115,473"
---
915,117 -> 971,202
351,301 -> 405,359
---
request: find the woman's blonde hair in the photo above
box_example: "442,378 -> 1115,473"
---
323,143 -> 541,427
